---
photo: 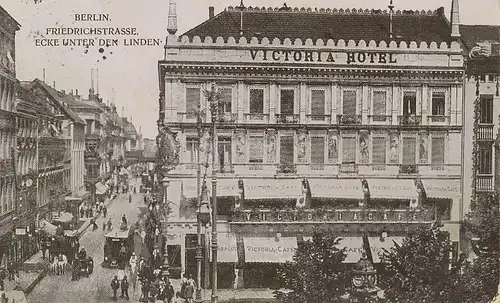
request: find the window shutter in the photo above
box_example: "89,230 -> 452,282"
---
280,90 -> 295,114
342,91 -> 357,115
342,137 -> 356,163
249,89 -> 264,114
219,88 -> 232,113
402,137 -> 416,164
249,136 -> 264,163
186,88 -> 200,113
311,90 -> 325,116
373,91 -> 386,116
431,137 -> 445,164
311,137 -> 325,164
480,95 -> 493,124
280,136 -> 294,165
372,137 -> 386,164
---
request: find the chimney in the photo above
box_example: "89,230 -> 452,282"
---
209,6 -> 215,19
75,89 -> 79,97
43,68 -> 46,83
53,81 -> 55,89
70,89 -> 73,95
122,106 -> 125,117
167,0 -> 178,35
96,68 -> 99,95
61,89 -> 66,94
450,0 -> 460,38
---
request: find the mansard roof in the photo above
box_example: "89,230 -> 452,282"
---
182,5 -> 453,44
460,25 -> 500,51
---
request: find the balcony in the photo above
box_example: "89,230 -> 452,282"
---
244,113 -> 269,123
398,115 -> 422,126
428,115 -> 450,125
477,124 -> 494,141
476,174 -> 494,192
337,114 -> 362,125
218,113 -> 237,123
368,115 -> 392,123
277,164 -> 297,174
275,114 -> 299,124
307,115 -> 331,124
177,112 -> 200,122
399,164 -> 419,174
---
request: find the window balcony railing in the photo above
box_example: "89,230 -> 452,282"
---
177,112 -> 200,122
398,115 -> 422,125
275,114 -> 299,124
277,164 -> 297,174
428,115 -> 449,124
476,174 -> 494,192
307,115 -> 331,123
218,164 -> 235,173
248,163 -> 264,170
244,113 -> 269,123
368,115 -> 392,123
399,164 -> 419,174
477,124 -> 494,141
218,113 -> 237,123
337,114 -> 362,125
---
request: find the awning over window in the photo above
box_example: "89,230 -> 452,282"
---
212,233 -> 238,263
243,236 -> 297,263
335,237 -> 364,263
243,179 -> 303,200
182,179 -> 240,199
422,179 -> 461,199
52,212 -> 74,223
39,219 -> 57,236
368,237 -> 404,263
308,179 -> 364,199
367,179 -> 418,200
95,182 -> 108,195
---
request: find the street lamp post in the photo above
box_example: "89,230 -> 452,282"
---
195,104 -> 204,302
161,176 -> 170,280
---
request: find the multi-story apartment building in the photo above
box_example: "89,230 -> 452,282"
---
159,1 -> 465,288
0,5 -> 20,266
461,25 -> 500,210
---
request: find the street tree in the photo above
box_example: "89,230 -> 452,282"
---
274,232 -> 350,303
378,226 -> 455,303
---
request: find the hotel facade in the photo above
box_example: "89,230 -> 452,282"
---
158,1 -> 465,288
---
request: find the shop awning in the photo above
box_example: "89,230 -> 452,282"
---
52,212 -> 73,223
182,179 -> 240,199
421,179 -> 461,199
95,182 -> 108,195
335,237 -> 365,263
39,219 -> 58,236
308,179 -> 364,199
368,237 -> 404,263
243,236 -> 297,263
212,233 -> 238,263
367,179 -> 418,200
243,179 -> 303,200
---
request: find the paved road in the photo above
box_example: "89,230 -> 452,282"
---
27,179 -> 145,303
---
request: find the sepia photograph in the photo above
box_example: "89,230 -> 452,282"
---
0,0 -> 499,302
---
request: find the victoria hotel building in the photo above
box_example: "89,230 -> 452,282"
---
159,1 -> 466,288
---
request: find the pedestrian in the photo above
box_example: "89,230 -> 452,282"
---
111,275 -> 120,301
7,261 -> 14,281
150,278 -> 159,301
87,256 -> 94,275
0,267 -> 6,291
107,218 -> 112,231
121,275 -> 130,300
0,293 -> 6,303
103,221 -> 107,231
184,281 -> 194,303
103,206 -> 107,218
71,259 -> 79,281
79,206 -> 84,218
129,252 -> 137,274
41,240 -> 47,259
166,281 -> 174,303
141,280 -> 150,302
122,214 -> 128,226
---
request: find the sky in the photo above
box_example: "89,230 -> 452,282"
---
2,0 -> 500,138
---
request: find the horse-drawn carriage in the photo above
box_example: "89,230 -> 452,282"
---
48,231 -> 78,263
103,224 -> 134,269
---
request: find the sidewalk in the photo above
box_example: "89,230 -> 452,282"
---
3,195 -> 118,295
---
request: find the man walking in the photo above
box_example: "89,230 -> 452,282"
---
111,275 -> 120,301
103,206 -> 107,218
107,218 -> 113,231
121,275 -> 130,300
166,281 -> 175,303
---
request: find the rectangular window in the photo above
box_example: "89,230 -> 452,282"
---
478,146 -> 493,174
403,91 -> 417,115
402,137 -> 416,164
431,92 -> 446,116
217,137 -> 232,172
249,89 -> 264,114
280,90 -> 294,114
186,138 -> 198,163
185,87 -> 200,114
279,136 -> 294,165
342,90 -> 357,116
310,137 -> 325,164
219,88 -> 232,114
372,137 -> 386,165
249,136 -> 264,163
480,95 -> 493,124
431,137 -> 445,168
342,137 -> 356,163
373,91 -> 387,116
310,90 -> 325,116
